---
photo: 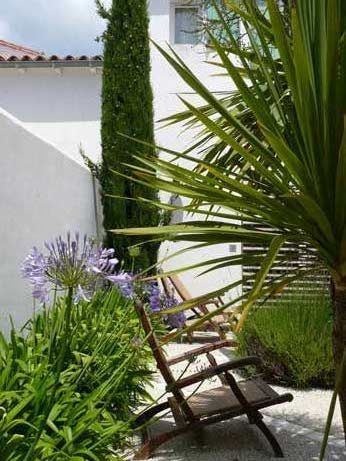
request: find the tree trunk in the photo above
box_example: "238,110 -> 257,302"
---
331,281 -> 346,442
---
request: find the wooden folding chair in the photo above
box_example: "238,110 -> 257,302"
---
133,301 -> 293,459
160,273 -> 231,340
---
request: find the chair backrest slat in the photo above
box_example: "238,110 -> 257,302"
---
159,274 -> 225,339
168,274 -> 192,301
160,275 -> 173,298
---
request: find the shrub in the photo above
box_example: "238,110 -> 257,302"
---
0,289 -> 153,460
237,291 -> 334,388
98,0 -> 160,271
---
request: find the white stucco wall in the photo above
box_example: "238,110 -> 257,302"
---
150,1 -> 241,300
0,108 -> 99,332
0,66 -> 102,166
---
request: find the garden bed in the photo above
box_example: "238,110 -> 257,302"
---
237,293 -> 334,388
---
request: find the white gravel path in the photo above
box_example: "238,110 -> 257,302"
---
128,341 -> 345,461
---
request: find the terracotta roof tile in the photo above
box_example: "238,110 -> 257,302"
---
0,39 -> 42,60
0,39 -> 102,63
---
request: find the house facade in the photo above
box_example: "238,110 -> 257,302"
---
0,1 -> 241,331
0,2 -> 234,162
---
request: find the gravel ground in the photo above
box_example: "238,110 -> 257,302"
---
127,341 -> 345,461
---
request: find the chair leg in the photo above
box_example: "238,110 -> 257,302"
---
141,426 -> 150,445
254,417 -> 284,458
134,427 -> 187,460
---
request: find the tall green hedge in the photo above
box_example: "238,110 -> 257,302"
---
98,0 -> 160,271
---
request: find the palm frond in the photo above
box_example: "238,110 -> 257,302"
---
110,0 -> 345,321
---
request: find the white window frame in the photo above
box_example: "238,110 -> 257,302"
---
170,1 -> 203,46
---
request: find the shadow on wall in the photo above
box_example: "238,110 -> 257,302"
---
0,67 -> 101,123
149,0 -> 168,16
0,108 -> 99,334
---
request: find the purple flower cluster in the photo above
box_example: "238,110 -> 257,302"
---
148,282 -> 161,313
22,232 -> 131,304
162,293 -> 187,329
21,246 -> 50,303
108,276 -> 186,330
87,247 -> 119,277
148,282 -> 186,329
21,232 -> 186,330
109,272 -> 134,298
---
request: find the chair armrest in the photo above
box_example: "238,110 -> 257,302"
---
166,339 -> 238,366
203,298 -> 222,307
170,356 -> 262,390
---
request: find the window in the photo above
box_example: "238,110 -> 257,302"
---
206,0 -> 240,43
229,244 -> 237,253
174,6 -> 200,44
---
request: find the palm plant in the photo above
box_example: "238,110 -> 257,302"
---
111,0 -> 346,439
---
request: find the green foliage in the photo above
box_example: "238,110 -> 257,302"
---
108,1 -> 346,445
98,0 -> 160,271
0,289 -> 153,460
237,290 -> 335,388
110,0 -> 346,332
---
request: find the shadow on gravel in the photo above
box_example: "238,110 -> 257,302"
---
128,415 -> 345,461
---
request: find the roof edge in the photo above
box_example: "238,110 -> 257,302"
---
0,59 -> 103,69
0,39 -> 42,56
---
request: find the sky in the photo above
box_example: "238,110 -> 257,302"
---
0,0 -> 112,56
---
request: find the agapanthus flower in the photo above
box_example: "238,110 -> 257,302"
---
119,280 -> 135,298
21,247 -> 49,303
107,272 -> 134,298
74,285 -> 92,304
87,247 -> 119,275
22,232 -> 131,303
106,272 -> 131,284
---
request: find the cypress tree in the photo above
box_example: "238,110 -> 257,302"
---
97,0 -> 160,271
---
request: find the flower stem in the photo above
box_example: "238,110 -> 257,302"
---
57,287 -> 74,374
